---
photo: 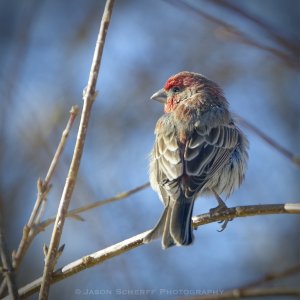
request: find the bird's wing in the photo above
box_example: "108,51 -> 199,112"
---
184,123 -> 240,198
152,127 -> 184,205
154,129 -> 183,182
153,119 -> 240,200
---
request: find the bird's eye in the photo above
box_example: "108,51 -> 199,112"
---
172,86 -> 180,93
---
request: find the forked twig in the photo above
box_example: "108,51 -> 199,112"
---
39,1 -> 115,299
12,106 -> 79,271
0,106 -> 79,299
2,183 -> 150,265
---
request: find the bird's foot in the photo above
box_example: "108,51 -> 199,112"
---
210,190 -> 233,232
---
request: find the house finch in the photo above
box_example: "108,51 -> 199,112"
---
144,71 -> 248,249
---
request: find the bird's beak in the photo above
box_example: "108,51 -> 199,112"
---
150,88 -> 167,104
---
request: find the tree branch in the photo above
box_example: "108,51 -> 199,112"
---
164,0 -> 299,69
12,106 -> 79,272
240,263 -> 300,290
0,210 -> 19,300
0,106 -> 79,299
7,203 -> 299,299
38,1 -> 115,299
187,264 -> 300,299
192,203 -> 300,227
234,114 -> 300,167
185,287 -> 300,299
207,0 -> 299,56
32,182 -> 150,234
1,182 -> 150,270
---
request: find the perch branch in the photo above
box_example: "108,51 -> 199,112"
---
39,1 -> 115,299
7,203 -> 300,299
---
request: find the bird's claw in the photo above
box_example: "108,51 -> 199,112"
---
217,218 -> 233,232
210,190 -> 233,232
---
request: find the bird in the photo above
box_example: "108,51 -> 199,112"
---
143,71 -> 249,249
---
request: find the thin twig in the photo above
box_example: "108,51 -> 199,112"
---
33,182 -> 150,232
67,182 -> 150,216
38,1 -> 115,299
0,210 -> 19,300
7,203 -> 300,299
207,0 -> 299,56
0,280 -> 5,299
183,263 -> 300,299
0,107 -> 79,299
11,106 -> 79,274
3,182 -> 150,273
234,114 -> 300,167
240,263 -> 300,289
0,3 -> 43,298
0,106 -> 79,299
184,287 -> 300,299
164,0 -> 299,68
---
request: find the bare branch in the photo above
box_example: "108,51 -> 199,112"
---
234,114 -> 300,167
39,1 -> 115,299
0,106 -> 79,299
184,287 -> 300,299
69,182 -> 150,216
0,3 -> 45,298
0,210 -> 19,300
1,181 -> 149,277
186,263 -> 300,299
207,0 -> 299,56
241,264 -> 300,289
192,203 -> 300,227
11,106 -> 79,272
34,182 -> 150,232
164,0 -> 299,68
8,203 -> 300,299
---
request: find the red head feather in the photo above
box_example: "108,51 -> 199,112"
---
164,72 -> 198,91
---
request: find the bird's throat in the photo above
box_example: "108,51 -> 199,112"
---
164,99 -> 174,113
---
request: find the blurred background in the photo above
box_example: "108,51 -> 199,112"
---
0,0 -> 299,299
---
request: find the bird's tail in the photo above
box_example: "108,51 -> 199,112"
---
144,197 -> 195,249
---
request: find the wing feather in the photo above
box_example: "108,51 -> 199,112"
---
184,124 -> 239,196
154,133 -> 183,182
